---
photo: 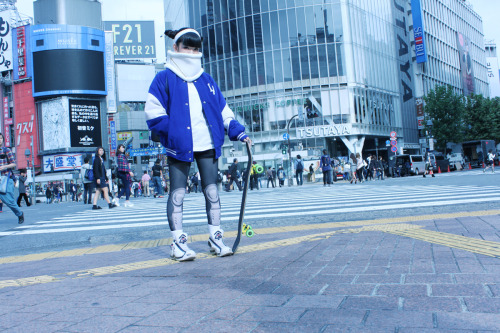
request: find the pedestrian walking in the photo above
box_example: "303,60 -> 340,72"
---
80,157 -> 93,204
115,144 -> 134,207
349,153 -> 358,184
0,133 -> 24,223
277,166 -> 286,187
423,152 -> 435,178
69,180 -> 77,201
52,184 -> 60,203
226,158 -> 242,191
266,166 -> 275,188
377,156 -> 385,180
91,147 -> 116,210
45,184 -> 52,204
17,170 -> 31,207
356,153 -> 365,182
308,163 -> 316,182
320,149 -> 332,186
483,150 -> 496,173
141,171 -> 151,197
152,159 -> 164,198
250,161 -> 260,190
190,173 -> 200,193
145,27 -> 251,260
295,155 -> 304,185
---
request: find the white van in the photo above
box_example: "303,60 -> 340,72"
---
409,155 -> 426,175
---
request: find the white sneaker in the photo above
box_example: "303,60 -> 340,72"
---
170,231 -> 196,261
208,226 -> 233,257
112,198 -> 120,207
124,201 -> 134,207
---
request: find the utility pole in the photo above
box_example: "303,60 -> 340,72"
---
286,114 -> 298,187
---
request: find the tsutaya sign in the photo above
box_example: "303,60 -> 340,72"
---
296,124 -> 352,139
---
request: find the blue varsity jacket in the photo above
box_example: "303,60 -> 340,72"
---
145,69 -> 246,162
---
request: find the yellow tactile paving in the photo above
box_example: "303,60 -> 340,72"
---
0,210 -> 499,266
1,220 -> 500,290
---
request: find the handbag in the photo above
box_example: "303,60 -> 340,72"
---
0,172 -> 10,195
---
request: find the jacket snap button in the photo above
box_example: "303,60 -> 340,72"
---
188,151 -> 192,153
185,103 -> 188,106
187,127 -> 191,129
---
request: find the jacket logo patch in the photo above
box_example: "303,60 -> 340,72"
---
208,83 -> 215,95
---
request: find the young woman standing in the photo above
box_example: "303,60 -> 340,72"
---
145,27 -> 251,261
92,147 -> 117,210
115,144 -> 134,207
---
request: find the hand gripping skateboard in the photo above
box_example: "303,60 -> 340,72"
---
232,141 -> 253,253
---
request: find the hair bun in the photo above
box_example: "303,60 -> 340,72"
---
164,29 -> 178,39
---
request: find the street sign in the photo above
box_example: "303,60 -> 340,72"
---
386,140 -> 391,147
390,131 -> 397,138
391,146 -> 398,153
390,140 -> 397,146
282,133 -> 289,140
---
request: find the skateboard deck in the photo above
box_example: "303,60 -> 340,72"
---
232,141 -> 253,253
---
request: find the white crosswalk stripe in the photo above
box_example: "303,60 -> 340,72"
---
1,184 -> 500,236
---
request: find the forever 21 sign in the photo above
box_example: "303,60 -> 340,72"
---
104,21 -> 156,59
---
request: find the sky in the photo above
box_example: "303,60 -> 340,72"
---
13,0 -> 500,52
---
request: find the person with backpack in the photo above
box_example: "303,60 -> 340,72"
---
320,149 -> 332,186
0,133 -> 24,223
91,147 -> 117,210
294,155 -> 304,186
80,157 -> 93,204
145,27 -> 251,261
483,150 -> 496,173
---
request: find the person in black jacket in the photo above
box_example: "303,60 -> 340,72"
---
92,147 -> 116,210
225,158 -> 242,191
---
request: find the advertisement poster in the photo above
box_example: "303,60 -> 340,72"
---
457,32 -> 475,96
0,10 -> 12,73
69,99 -> 102,148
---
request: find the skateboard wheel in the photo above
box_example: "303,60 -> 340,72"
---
246,229 -> 254,237
242,224 -> 250,233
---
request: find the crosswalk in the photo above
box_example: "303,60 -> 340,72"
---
2,184 -> 500,236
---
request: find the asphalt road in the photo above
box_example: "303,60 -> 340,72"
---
0,168 -> 499,257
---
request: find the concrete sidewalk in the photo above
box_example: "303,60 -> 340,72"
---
1,211 -> 500,332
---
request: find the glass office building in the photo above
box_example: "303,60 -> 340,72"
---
186,0 -> 487,163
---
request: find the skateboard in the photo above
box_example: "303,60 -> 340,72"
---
232,140 -> 253,253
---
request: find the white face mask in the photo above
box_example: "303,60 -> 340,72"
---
166,50 -> 204,81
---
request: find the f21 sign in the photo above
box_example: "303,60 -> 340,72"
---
69,99 -> 102,148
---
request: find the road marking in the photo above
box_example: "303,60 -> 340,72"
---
1,209 -> 500,265
2,219 -> 500,290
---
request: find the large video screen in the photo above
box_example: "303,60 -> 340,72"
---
33,49 -> 106,97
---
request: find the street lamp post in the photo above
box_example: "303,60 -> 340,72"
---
286,114 -> 298,187
24,136 -> 36,206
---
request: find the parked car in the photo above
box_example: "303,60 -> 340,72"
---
409,155 -> 426,175
433,154 -> 450,172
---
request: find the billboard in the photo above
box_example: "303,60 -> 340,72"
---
457,32 -> 475,96
486,57 -> 500,98
104,21 -> 156,59
43,154 -> 84,172
410,0 -> 427,63
0,10 -> 13,73
30,24 -> 106,97
14,81 -> 40,169
69,99 -> 102,148
3,96 -> 12,147
105,31 -> 117,113
13,25 -> 32,80
40,97 -> 71,151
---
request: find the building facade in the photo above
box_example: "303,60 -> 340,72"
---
187,0 -> 488,166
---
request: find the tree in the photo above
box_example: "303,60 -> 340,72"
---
463,94 -> 496,141
423,85 -> 465,151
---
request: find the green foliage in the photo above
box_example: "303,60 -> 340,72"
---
424,86 -> 500,149
423,85 -> 465,151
